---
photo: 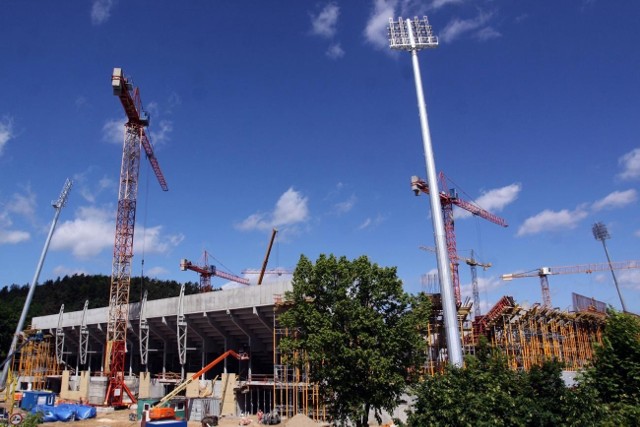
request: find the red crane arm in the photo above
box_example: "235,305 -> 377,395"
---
411,175 -> 508,227
449,197 -> 508,227
111,68 -> 168,191
180,259 -> 250,286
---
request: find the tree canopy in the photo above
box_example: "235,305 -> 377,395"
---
406,311 -> 640,426
278,254 -> 429,427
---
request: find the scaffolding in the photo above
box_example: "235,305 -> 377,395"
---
16,329 -> 60,390
272,296 -> 326,423
472,297 -> 605,371
423,294 -> 476,375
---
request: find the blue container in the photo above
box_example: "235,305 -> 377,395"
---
146,420 -> 187,427
20,391 -> 55,411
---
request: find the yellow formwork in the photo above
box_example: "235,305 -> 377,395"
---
16,329 -> 60,390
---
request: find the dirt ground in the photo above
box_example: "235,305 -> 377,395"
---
2,405 -> 326,427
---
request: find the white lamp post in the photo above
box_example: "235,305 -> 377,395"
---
388,17 -> 463,366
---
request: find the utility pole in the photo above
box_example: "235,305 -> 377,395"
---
388,17 -> 463,366
1,178 -> 72,388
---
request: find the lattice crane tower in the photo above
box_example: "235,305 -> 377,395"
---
105,68 -> 168,406
412,173 -> 507,305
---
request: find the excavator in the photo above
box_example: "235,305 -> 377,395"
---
143,350 -> 248,425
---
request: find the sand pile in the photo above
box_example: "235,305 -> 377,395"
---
284,413 -> 321,426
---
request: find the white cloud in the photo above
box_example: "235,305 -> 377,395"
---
102,118 -> 126,144
440,11 -> 494,43
475,26 -> 501,41
0,187 -> 35,245
334,195 -> 356,215
619,269 -> 640,291
310,3 -> 340,38
0,229 -> 30,244
91,0 -> 116,25
236,188 -> 309,232
592,189 -> 637,211
146,266 -> 170,278
0,116 -> 14,156
150,120 -> 173,146
326,43 -> 345,59
73,169 -> 116,203
358,214 -> 385,230
52,265 -> 88,278
517,207 -> 589,236
51,205 -> 182,258
364,0 -> 397,49
460,275 -> 503,296
430,0 -> 463,9
618,148 -> 640,180
8,189 -> 37,220
51,206 -> 114,258
455,183 -> 521,220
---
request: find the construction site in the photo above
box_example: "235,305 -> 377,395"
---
2,18 -> 639,427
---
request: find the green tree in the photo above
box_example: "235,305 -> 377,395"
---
406,353 -> 604,427
583,310 -> 640,425
407,353 -> 534,427
278,254 -> 428,427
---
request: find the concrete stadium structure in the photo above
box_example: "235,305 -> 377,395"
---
27,281 -> 294,416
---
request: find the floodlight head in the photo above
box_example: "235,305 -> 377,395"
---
388,16 -> 438,51
592,221 -> 610,241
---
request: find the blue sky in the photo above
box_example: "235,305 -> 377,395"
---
1,0 -> 639,315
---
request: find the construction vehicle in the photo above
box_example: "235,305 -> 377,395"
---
145,350 -> 249,422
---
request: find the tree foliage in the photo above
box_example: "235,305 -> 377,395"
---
278,254 -> 429,427
406,310 -> 640,426
581,310 -> 640,425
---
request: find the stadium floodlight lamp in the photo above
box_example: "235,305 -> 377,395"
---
388,16 -> 438,51
592,221 -> 610,241
592,221 -> 627,313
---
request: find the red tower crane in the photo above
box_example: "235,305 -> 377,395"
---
180,251 -> 250,292
501,260 -> 640,308
105,68 -> 168,406
412,173 -> 507,305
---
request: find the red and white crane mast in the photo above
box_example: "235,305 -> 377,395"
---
412,172 -> 507,305
105,68 -> 168,406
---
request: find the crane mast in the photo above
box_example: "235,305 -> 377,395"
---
413,173 -> 507,304
420,246 -> 491,317
105,68 -> 168,406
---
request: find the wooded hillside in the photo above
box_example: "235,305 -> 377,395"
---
0,274 -> 200,359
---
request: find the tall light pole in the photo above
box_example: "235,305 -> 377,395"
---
592,222 -> 628,313
388,16 -> 463,366
0,178 -> 73,388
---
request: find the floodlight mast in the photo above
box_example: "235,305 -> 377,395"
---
592,222 -> 628,313
0,178 -> 73,388
388,17 -> 463,367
